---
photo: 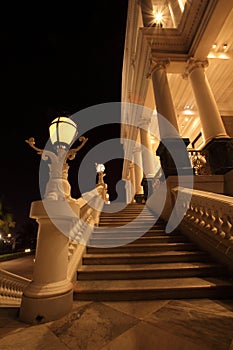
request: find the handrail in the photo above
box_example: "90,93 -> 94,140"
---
172,186 -> 233,272
67,185 -> 105,281
0,186 -> 106,305
0,269 -> 31,306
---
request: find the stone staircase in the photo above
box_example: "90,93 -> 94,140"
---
73,203 -> 233,301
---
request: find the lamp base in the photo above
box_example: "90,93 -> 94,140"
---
19,289 -> 73,324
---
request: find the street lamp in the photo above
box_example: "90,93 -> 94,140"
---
95,163 -> 110,204
26,116 -> 88,201
95,163 -> 106,185
20,115 -> 88,324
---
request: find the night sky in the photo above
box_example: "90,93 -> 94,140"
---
0,1 -> 128,229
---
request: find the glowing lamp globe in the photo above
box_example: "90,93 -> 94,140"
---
96,163 -> 105,173
49,117 -> 77,148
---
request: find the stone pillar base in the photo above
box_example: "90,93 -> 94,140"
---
141,177 -> 154,201
134,194 -> 145,204
203,138 -> 233,174
156,138 -> 193,178
19,289 -> 73,324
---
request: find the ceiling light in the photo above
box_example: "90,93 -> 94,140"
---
212,43 -> 217,49
223,43 -> 227,50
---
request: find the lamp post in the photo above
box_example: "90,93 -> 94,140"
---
95,163 -> 110,203
20,116 -> 88,324
26,116 -> 88,200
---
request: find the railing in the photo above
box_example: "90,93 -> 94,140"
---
0,269 -> 31,306
172,186 -> 233,272
0,185 -> 106,305
67,185 -> 106,281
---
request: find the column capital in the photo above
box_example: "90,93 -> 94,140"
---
183,58 -> 209,79
147,58 -> 170,78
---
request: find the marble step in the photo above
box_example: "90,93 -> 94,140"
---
98,222 -> 158,227
90,230 -> 167,240
73,277 -> 233,301
77,262 -> 225,280
82,251 -> 210,265
86,242 -> 198,254
92,225 -> 167,235
89,235 -> 189,246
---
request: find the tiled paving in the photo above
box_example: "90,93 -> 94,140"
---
0,298 -> 233,349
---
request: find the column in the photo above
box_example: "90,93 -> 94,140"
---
139,117 -> 156,178
185,58 -> 233,174
185,58 -> 228,142
139,118 -> 156,199
151,60 -> 179,137
133,146 -> 144,203
150,60 -> 191,177
129,162 -> 136,203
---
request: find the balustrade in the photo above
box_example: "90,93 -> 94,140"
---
0,269 -> 30,305
173,187 -> 233,244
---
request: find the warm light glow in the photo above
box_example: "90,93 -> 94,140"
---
178,0 -> 185,12
207,52 -> 230,60
25,248 -> 31,253
212,43 -> 217,49
223,43 -> 227,50
154,11 -> 163,23
49,117 -> 77,147
96,163 -> 105,173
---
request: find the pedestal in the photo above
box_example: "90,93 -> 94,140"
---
19,199 -> 80,324
134,194 -> 145,204
156,138 -> 192,178
203,138 -> 233,174
141,177 -> 154,202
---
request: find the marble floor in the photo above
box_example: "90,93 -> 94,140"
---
0,298 -> 233,350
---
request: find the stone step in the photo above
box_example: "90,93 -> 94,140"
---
73,277 -> 233,301
82,251 -> 209,265
75,203 -> 233,301
98,223 -> 165,229
92,225 -> 166,235
86,242 -> 198,254
77,262 -> 225,280
89,235 -> 189,246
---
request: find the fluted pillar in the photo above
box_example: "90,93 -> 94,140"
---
185,58 -> 228,143
139,117 -> 156,178
185,58 -> 233,174
150,60 -> 191,177
129,162 -> 136,203
151,60 -> 179,137
139,118 -> 156,199
133,146 -> 144,203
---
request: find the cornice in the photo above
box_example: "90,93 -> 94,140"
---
140,0 -> 214,56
